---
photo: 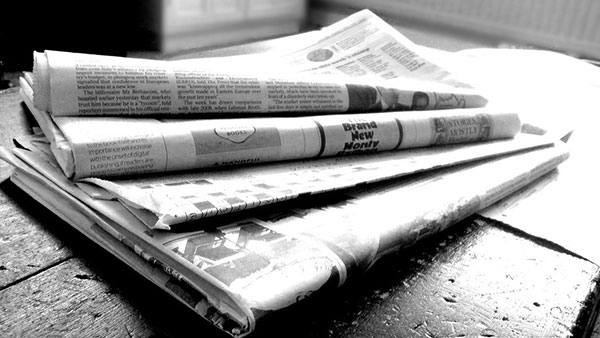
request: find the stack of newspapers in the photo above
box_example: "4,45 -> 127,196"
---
0,10 -> 569,337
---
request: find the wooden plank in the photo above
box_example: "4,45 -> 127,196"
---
0,234 -> 229,338
0,88 -> 75,288
0,180 -> 73,289
337,219 -> 600,338
594,317 -> 600,338
0,258 -> 158,337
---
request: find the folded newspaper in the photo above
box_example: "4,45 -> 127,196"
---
33,9 -> 487,117
21,74 -> 519,180
0,135 -> 569,337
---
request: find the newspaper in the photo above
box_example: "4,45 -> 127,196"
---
14,131 -> 553,230
33,10 -> 487,116
20,77 -> 520,180
0,137 -> 570,337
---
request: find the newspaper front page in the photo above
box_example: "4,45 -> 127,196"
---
0,138 -> 569,337
21,77 -> 519,180
33,10 -> 486,116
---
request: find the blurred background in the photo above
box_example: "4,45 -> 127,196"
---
1,0 -> 599,88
